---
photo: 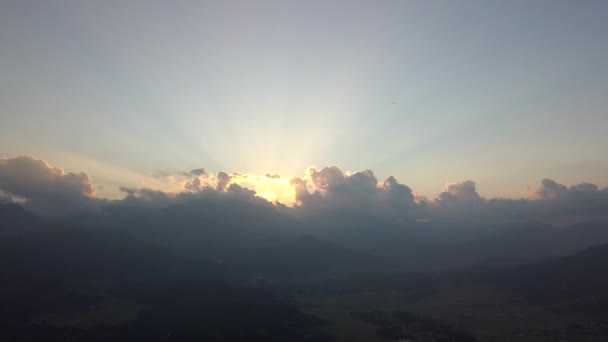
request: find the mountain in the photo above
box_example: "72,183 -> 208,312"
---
92,198 -> 301,260
0,224 -> 330,342
229,235 -> 383,277
436,220 -> 608,271
485,242 -> 608,308
55,199 -> 608,275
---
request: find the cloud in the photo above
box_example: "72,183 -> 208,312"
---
0,156 -> 102,215
527,178 -> 608,217
117,186 -> 175,208
376,176 -> 416,214
184,177 -> 203,192
439,181 -> 482,204
531,178 -> 568,200
432,180 -> 485,217
291,166 -> 419,219
143,167 -> 293,205
2,156 -> 607,223
426,178 -> 608,222
226,183 -> 257,201
341,170 -> 378,197
190,168 -> 207,176
290,176 -> 322,208
308,166 -> 347,191
111,178 -> 270,210
216,172 -> 232,192
0,192 -> 14,205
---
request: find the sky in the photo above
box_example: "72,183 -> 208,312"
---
1,0 -> 607,202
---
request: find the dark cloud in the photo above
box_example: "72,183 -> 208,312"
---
433,180 -> 485,218
216,172 -> 231,192
265,173 -> 281,179
381,176 -> 414,203
226,183 -> 258,201
376,176 -> 416,216
111,180 -> 270,210
290,177 -> 323,208
287,175 -> 608,223
0,156 -> 101,215
110,168 -> 274,211
426,179 -> 608,222
190,168 -> 207,176
528,178 -> 608,217
326,170 -> 378,208
182,169 -> 235,193
532,179 -> 568,200
292,167 -> 420,219
438,181 -> 482,204
118,186 -> 175,208
341,170 -> 378,196
308,166 -> 346,191
184,177 -> 203,192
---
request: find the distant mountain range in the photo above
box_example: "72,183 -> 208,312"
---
3,201 -> 608,273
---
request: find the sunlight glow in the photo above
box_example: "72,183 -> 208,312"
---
231,175 -> 296,205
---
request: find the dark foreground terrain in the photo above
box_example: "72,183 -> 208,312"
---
2,201 -> 608,341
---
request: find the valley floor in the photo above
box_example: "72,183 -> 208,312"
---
297,286 -> 608,342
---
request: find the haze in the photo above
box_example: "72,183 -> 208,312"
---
2,1 -> 608,342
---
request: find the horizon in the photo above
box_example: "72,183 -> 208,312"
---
1,155 -> 608,226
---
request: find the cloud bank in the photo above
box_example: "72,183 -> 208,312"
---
0,156 -> 607,222
0,156 -> 102,215
290,167 -> 418,220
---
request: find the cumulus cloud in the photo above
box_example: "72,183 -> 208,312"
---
184,177 -> 203,192
147,167 -> 292,204
0,156 -> 102,215
527,178 -> 608,217
111,178 -> 270,210
290,166 -> 420,219
531,179 -> 568,200
438,181 -> 482,204
2,156 -> 606,223
425,178 -> 608,222
290,176 -> 322,207
376,176 -> 416,213
340,170 -> 378,197
432,180 -> 485,218
216,172 -> 232,192
308,166 -> 346,191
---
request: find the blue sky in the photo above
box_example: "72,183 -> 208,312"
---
1,0 -> 607,200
